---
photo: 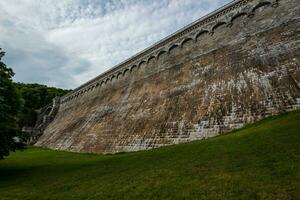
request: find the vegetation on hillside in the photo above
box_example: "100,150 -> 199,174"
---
15,83 -> 71,128
0,110 -> 299,200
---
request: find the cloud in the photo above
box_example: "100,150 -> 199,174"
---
0,0 -> 230,89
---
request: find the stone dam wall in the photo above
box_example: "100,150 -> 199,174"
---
35,0 -> 300,153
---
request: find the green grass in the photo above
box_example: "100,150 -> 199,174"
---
1,111 -> 300,200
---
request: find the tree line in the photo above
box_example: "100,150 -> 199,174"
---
0,48 -> 71,159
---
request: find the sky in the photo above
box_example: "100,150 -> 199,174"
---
0,0 -> 230,89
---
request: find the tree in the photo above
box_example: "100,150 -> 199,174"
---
15,83 -> 71,128
0,48 -> 24,159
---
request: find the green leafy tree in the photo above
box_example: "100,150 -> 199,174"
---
15,83 -> 71,128
0,48 -> 24,159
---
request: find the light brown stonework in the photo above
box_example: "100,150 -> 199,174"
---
35,0 -> 300,153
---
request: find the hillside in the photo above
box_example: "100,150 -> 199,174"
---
0,110 -> 299,200
15,83 -> 71,128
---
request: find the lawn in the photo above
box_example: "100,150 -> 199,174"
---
0,110 -> 299,200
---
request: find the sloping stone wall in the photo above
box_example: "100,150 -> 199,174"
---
35,0 -> 300,153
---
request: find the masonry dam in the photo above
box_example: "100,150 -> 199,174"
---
35,0 -> 300,154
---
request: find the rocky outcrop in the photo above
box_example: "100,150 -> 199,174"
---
35,0 -> 300,153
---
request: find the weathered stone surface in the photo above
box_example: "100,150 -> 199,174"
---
35,0 -> 300,154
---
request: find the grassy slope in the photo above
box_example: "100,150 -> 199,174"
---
0,111 -> 299,200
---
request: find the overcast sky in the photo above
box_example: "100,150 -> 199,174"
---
0,0 -> 230,89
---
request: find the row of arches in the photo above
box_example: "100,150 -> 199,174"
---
61,0 -> 274,104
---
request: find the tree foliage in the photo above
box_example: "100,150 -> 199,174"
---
15,83 -> 71,128
0,48 -> 24,159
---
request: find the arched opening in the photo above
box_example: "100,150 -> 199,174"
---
231,12 -> 247,24
168,44 -> 180,54
147,56 -> 156,64
252,2 -> 271,13
130,65 -> 137,72
110,75 -> 116,81
181,38 -> 193,48
157,50 -> 167,61
195,30 -> 209,41
212,22 -> 227,32
116,72 -> 122,79
123,68 -> 129,76
138,60 -> 146,67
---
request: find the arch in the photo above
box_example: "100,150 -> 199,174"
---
157,50 -> 167,60
138,60 -> 146,67
101,80 -> 105,86
181,37 -> 194,48
110,75 -> 116,81
231,12 -> 248,23
130,65 -> 137,72
212,22 -> 227,32
123,68 -> 129,76
168,44 -> 180,53
252,1 -> 271,13
195,30 -> 209,40
116,72 -> 122,79
105,78 -> 110,83
147,55 -> 156,64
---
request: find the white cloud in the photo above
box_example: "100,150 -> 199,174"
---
0,0 -> 230,89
